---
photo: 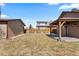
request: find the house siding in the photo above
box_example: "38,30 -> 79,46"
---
0,21 -> 7,39
0,24 -> 7,39
62,22 -> 79,37
7,20 -> 24,38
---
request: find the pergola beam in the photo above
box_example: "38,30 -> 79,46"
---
58,21 -> 61,40
61,21 -> 65,27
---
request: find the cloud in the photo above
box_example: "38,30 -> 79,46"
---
48,3 -> 59,6
0,14 -> 9,19
0,3 -> 5,7
59,3 -> 79,10
22,18 -> 34,28
59,5 -> 70,9
71,4 -> 79,8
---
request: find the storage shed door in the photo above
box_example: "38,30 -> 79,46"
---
0,24 -> 7,39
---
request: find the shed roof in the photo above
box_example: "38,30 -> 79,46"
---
50,20 -> 58,25
50,11 -> 79,25
0,19 -> 25,26
59,11 -> 79,21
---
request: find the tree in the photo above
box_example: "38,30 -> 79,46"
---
29,24 -> 33,29
72,8 -> 79,12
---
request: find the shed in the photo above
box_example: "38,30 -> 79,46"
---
0,19 -> 25,39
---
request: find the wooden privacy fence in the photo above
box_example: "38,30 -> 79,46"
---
26,28 -> 51,34
26,29 -> 36,33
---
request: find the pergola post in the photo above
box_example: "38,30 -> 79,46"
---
58,21 -> 65,40
58,21 -> 62,40
50,24 -> 52,35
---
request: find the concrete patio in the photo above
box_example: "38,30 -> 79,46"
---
53,36 -> 79,42
50,33 -> 79,42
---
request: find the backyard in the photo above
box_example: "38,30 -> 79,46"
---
0,33 -> 79,56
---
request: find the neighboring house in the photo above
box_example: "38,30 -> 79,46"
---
50,11 -> 79,39
0,19 -> 25,39
50,20 -> 58,34
36,21 -> 50,29
36,21 -> 50,33
36,21 -> 56,34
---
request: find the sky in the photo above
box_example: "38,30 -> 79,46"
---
0,3 -> 79,28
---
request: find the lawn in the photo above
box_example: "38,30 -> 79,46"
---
0,33 -> 79,56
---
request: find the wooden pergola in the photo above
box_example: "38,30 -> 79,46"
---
50,19 -> 79,40
50,20 -> 66,40
50,11 -> 79,40
58,20 -> 65,40
50,20 -> 58,34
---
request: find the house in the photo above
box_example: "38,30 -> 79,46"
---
36,21 -> 56,34
50,11 -> 79,39
36,21 -> 51,33
0,19 -> 25,39
50,20 -> 58,34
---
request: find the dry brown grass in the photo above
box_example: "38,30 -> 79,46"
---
0,33 -> 79,56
